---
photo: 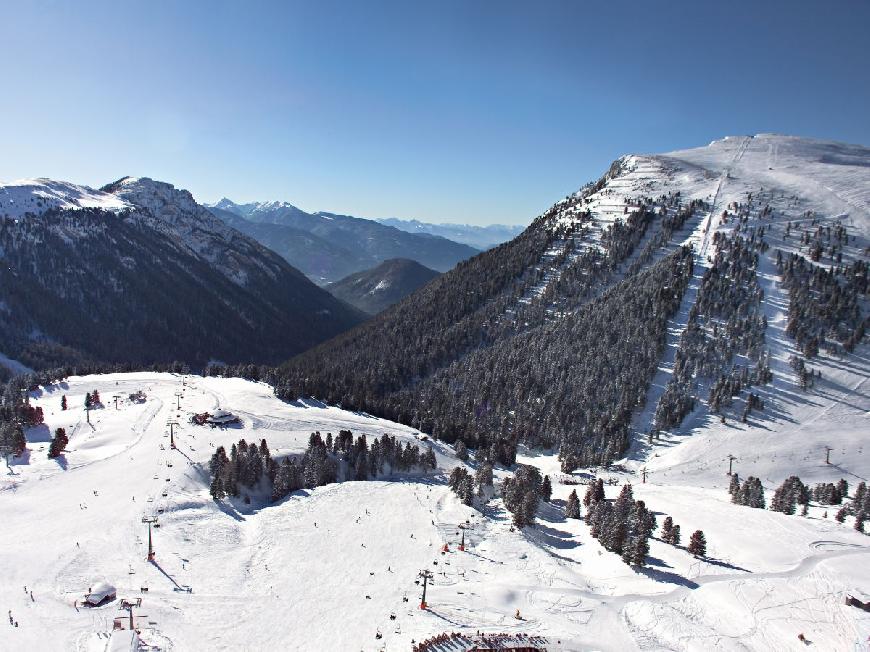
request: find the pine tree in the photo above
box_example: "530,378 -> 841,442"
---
565,489 -> 581,519
210,475 -> 225,500
61,395 -> 67,411
661,516 -> 673,540
835,507 -> 846,523
48,427 -> 69,459
84,392 -> 92,409
454,439 -> 468,461
669,524 -> 681,546
728,473 -> 740,500
688,530 -> 707,557
856,511 -> 866,533
837,478 -> 849,499
541,475 -> 552,502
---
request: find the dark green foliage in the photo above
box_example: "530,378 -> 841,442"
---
0,206 -> 363,370
771,476 -> 810,515
48,427 -> 68,459
586,483 -> 654,567
812,482 -> 843,505
502,465 -> 542,528
778,247 -> 867,357
655,231 -> 771,434
565,489 -> 581,519
734,476 -> 765,509
688,530 -> 707,557
728,473 -> 740,499
540,475 -> 552,502
209,431 -> 435,504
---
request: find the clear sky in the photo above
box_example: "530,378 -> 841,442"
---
1,1 -> 868,225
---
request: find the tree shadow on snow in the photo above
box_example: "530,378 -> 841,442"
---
527,523 -> 579,554
54,455 -> 68,470
26,424 -> 52,443
637,565 -> 699,589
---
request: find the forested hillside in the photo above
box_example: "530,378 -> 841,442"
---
274,135 -> 868,471
0,178 -> 364,369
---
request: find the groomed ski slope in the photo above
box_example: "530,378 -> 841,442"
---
0,369 -> 868,652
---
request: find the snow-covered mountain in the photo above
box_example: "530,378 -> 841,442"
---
276,133 -> 869,467
327,258 -> 440,314
0,176 -> 364,370
208,199 -> 479,284
0,178 -> 130,218
376,217 -> 525,250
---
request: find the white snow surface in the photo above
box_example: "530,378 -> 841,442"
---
1,370 -> 868,651
0,178 -> 130,219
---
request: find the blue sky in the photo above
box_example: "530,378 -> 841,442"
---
1,1 -> 868,225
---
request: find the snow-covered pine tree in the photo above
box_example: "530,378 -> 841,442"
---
728,473 -> 740,500
688,530 -> 707,557
541,475 -> 552,502
669,524 -> 681,546
47,427 -> 68,459
565,489 -> 581,519
210,475 -> 225,500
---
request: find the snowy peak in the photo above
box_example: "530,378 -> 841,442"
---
0,177 -> 130,219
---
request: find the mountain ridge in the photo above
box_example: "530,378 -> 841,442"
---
326,258 -> 440,315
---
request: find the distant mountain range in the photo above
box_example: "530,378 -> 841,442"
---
0,177 -> 365,371
375,218 -> 525,250
206,199 -> 480,285
327,258 -> 440,315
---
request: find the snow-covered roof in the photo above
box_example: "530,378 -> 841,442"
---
208,409 -> 237,423
85,580 -> 116,603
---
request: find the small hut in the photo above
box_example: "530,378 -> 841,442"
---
83,580 -> 116,607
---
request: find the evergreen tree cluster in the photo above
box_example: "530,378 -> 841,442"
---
778,248 -> 867,358
448,467 -> 475,506
811,481 -> 846,505
501,465 -> 544,528
654,231 -> 771,434
837,482 -> 869,532
784,216 -> 852,265
660,515 -> 681,546
731,475 -> 765,508
625,198 -> 707,277
586,484 -> 656,566
209,431 -> 436,503
788,355 -> 817,390
770,476 -> 810,514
